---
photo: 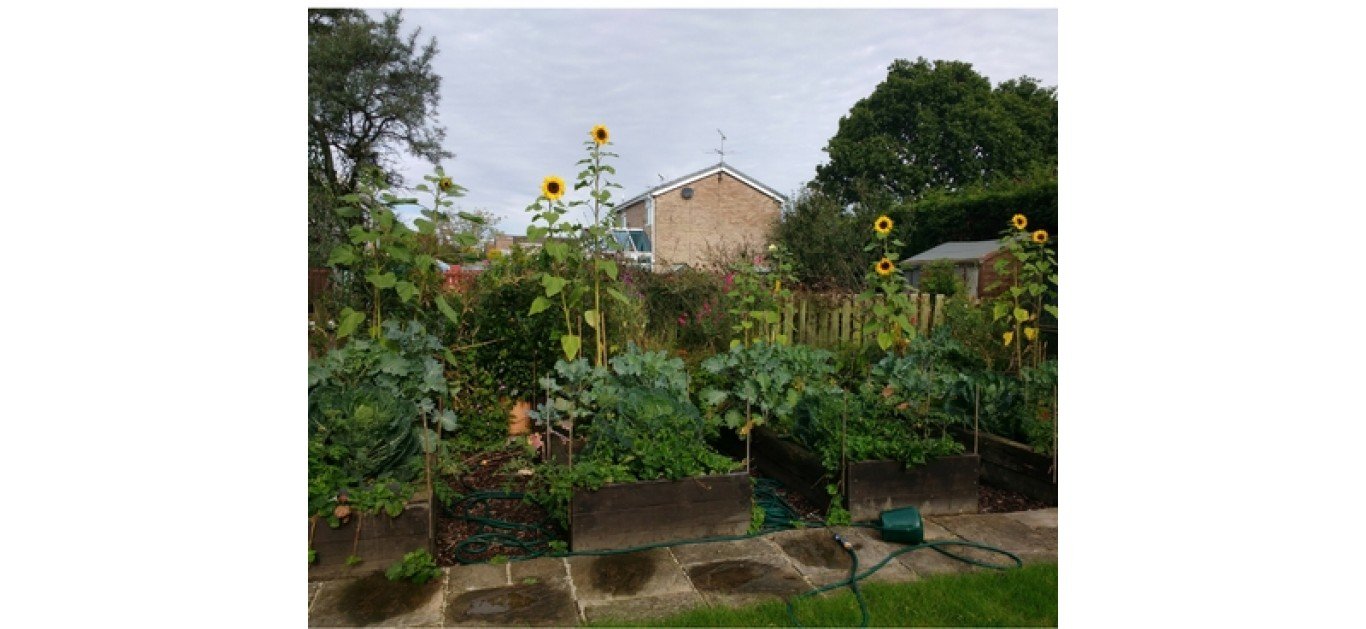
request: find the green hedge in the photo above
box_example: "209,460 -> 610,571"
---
898,177 -> 1058,256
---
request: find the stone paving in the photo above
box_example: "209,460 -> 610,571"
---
308,508 -> 1058,627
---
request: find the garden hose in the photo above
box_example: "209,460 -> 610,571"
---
445,480 -> 1023,628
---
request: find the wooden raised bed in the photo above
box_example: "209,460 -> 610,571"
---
951,427 -> 1057,506
308,491 -> 432,581
751,427 -> 979,522
569,472 -> 750,551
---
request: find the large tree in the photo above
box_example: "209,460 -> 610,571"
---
811,58 -> 1057,207
308,9 -> 450,265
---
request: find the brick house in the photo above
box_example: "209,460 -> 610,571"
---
900,239 -> 1012,299
614,163 -> 787,269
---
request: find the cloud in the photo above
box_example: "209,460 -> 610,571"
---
369,8 -> 1057,237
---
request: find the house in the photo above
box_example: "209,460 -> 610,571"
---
900,240 -> 1012,299
614,162 -> 787,270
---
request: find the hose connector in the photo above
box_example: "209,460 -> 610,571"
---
832,533 -> 854,551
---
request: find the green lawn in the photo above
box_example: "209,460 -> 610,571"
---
590,562 -> 1057,627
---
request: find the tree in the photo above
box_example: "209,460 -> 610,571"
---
309,9 -> 450,265
773,190 -> 869,291
811,58 -> 1057,208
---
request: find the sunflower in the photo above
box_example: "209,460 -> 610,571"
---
874,215 -> 893,235
438,176 -> 453,192
541,175 -> 566,201
1032,229 -> 1049,244
875,257 -> 895,276
590,124 -> 610,145
1011,214 -> 1028,230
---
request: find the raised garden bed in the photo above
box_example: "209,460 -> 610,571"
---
569,472 -> 750,551
751,427 -> 979,522
951,427 -> 1057,506
309,492 -> 432,581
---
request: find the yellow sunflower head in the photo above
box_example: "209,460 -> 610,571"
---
875,257 -> 895,276
1032,229 -> 1049,244
590,124 -> 610,145
874,215 -> 893,235
541,175 -> 566,201
1011,214 -> 1028,230
438,176 -> 453,193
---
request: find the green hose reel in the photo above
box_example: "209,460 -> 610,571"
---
879,506 -> 925,545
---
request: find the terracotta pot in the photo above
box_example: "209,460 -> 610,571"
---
507,400 -> 531,436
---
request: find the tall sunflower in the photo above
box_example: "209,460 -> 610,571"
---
438,176 -> 453,193
1011,214 -> 1028,230
590,124 -> 610,145
1032,229 -> 1049,244
874,215 -> 893,235
541,175 -> 566,201
875,257 -> 895,276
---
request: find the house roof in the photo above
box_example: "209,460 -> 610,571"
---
900,240 -> 1002,267
615,162 -> 788,211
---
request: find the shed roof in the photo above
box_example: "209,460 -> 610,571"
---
615,162 -> 788,211
901,240 -> 1002,267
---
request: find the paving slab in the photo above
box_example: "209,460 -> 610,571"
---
931,513 -> 1058,553
309,581 -> 323,613
308,572 -> 445,627
684,551 -> 812,608
446,562 -> 509,593
567,548 -> 692,603
830,526 -> 918,584
445,580 -> 578,627
670,536 -> 778,566
580,590 -> 708,624
510,557 -> 568,586
1004,508 -> 1058,529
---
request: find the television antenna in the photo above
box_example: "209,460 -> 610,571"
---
710,129 -> 735,166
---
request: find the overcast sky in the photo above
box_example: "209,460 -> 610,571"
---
372,8 -> 1057,235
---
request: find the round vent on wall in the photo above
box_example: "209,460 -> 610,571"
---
681,187 -> 694,199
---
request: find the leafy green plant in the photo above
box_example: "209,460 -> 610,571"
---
308,320 -> 456,520
385,549 -> 442,585
525,125 -> 631,365
858,215 -> 919,353
345,555 -> 363,567
524,345 -> 736,528
989,213 -> 1057,371
720,245 -> 795,349
824,485 -> 851,526
326,165 -> 483,340
309,549 -> 317,564
748,502 -> 766,534
699,341 -> 836,471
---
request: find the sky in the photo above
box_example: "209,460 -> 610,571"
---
371,8 -> 1058,235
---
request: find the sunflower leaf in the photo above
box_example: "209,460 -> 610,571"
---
560,334 -> 581,360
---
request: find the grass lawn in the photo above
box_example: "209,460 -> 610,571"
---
590,562 -> 1057,627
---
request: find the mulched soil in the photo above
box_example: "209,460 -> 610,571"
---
433,447 -> 563,567
433,448 -> 1049,566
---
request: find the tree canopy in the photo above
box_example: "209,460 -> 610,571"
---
309,9 -> 450,265
811,58 -> 1057,207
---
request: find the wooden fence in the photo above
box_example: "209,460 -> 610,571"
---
778,292 -> 950,348
653,292 -> 954,349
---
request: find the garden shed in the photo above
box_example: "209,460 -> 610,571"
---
900,239 -> 1010,299
614,162 -> 786,270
